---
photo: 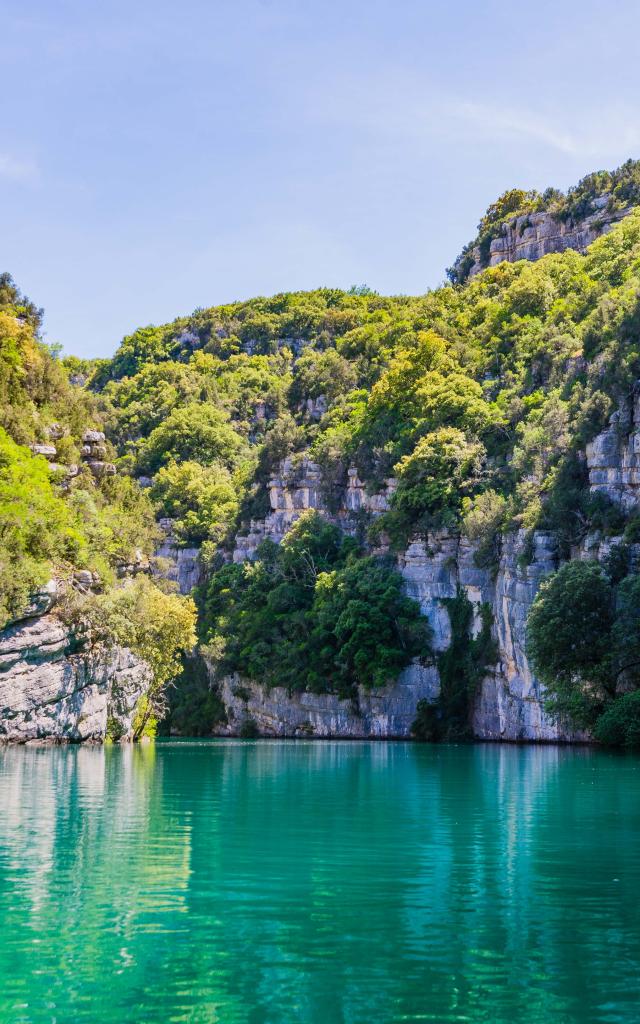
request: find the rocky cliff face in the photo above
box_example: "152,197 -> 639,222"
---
460,196 -> 631,280
214,458 -> 587,741
0,612 -> 151,743
217,663 -> 439,738
154,518 -> 203,595
586,391 -> 640,509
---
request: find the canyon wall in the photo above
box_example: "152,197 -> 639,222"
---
217,395 -> 640,742
209,458 -> 590,741
0,607 -> 151,743
457,196 -> 632,281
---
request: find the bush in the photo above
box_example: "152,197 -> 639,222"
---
527,561 -> 615,727
462,490 -> 507,571
386,428 -> 485,542
201,510 -> 431,697
0,428 -> 87,624
150,460 -> 238,544
594,691 -> 640,749
239,717 -> 260,738
136,403 -> 247,474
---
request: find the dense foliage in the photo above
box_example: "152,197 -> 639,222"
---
9,160 -> 640,737
0,277 -> 162,626
527,558 -> 640,745
69,179 -> 640,727
200,511 -> 431,698
0,275 -> 196,726
448,158 -> 640,283
88,202 -> 640,574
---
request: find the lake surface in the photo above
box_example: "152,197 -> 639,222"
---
1,741 -> 640,1023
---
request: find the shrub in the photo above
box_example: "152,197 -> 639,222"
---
593,691 -> 640,749
150,460 -> 238,544
462,490 -> 507,571
136,403 -> 247,474
527,561 -> 615,727
386,428 -> 485,542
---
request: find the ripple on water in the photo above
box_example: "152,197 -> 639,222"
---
0,741 -> 639,1023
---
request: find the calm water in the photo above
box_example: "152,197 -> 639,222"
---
1,742 -> 640,1024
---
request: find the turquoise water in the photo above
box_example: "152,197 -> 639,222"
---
1,742 -> 639,1023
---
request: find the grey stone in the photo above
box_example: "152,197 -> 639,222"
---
0,614 -> 151,743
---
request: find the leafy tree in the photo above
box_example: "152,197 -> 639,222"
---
150,460 -> 238,544
289,347 -> 357,406
200,511 -> 430,697
136,403 -> 247,474
387,428 -> 485,542
77,577 -> 197,738
461,490 -> 508,570
594,691 -> 640,749
527,561 -> 615,727
309,556 -> 432,692
0,428 -> 86,625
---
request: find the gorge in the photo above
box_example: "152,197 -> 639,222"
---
4,160 -> 640,746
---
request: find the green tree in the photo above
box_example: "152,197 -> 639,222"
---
150,460 -> 238,544
527,561 -> 615,727
136,403 -> 247,474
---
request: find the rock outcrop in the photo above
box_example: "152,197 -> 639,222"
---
0,613 -> 151,743
457,197 -> 632,281
216,664 -> 439,738
29,426 -> 115,480
586,393 -> 640,509
238,426 -> 640,742
232,458 -> 395,562
216,457 -> 583,742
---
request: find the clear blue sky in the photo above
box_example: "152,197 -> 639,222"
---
2,0 -> 640,358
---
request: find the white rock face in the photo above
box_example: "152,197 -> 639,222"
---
0,614 -> 151,743
586,395 -> 640,509
232,459 -> 395,562
216,663 -> 440,738
460,199 -> 632,280
222,459 -> 584,741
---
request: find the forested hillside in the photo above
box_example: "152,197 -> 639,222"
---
0,274 -> 195,737
80,173 -> 640,743
5,161 -> 640,744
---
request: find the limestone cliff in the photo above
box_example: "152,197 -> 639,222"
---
455,196 -> 632,281
209,458 -> 587,741
0,611 -> 151,743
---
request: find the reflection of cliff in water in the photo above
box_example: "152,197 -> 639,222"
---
1,742 -> 639,1023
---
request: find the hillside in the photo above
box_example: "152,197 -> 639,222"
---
5,161 -> 640,745
0,274 -> 195,741
448,158 -> 640,283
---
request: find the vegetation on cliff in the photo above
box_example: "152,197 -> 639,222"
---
63,184 -> 640,738
448,158 -> 640,283
528,558 -> 640,746
200,511 -> 431,698
8,160 -> 640,741
0,274 -> 196,721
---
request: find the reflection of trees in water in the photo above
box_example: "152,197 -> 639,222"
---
401,744 -> 640,1022
1,742 -> 639,1023
0,744 -> 201,1021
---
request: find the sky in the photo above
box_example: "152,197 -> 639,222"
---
2,0 -> 640,358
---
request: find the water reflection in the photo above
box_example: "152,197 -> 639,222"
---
0,741 -> 639,1023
